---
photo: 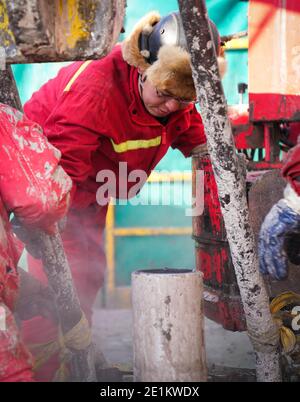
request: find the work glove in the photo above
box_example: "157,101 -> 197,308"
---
258,184 -> 300,280
284,229 -> 300,265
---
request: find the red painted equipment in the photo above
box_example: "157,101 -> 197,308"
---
194,0 -> 300,331
193,157 -> 246,331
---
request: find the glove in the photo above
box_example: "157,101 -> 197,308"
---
284,229 -> 300,265
259,185 -> 300,280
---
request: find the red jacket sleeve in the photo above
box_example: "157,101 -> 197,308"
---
282,143 -> 300,195
0,104 -> 72,231
171,107 -> 206,157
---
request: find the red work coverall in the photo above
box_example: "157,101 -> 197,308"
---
23,45 -> 206,380
0,103 -> 71,381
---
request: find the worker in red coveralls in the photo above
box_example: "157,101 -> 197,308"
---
0,103 -> 71,382
21,11 -> 227,381
259,140 -> 300,279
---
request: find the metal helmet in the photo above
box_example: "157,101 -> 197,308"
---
122,11 -> 225,101
138,11 -> 220,65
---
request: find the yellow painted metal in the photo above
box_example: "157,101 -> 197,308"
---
57,0 -> 90,50
0,1 -> 16,48
114,227 -> 192,236
0,0 -> 125,63
148,171 -> 192,182
225,37 -> 248,50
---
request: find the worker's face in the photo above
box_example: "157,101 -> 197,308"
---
138,74 -> 193,117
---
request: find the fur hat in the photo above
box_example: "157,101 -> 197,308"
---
122,11 -> 226,101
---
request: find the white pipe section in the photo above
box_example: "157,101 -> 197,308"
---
132,269 -> 207,382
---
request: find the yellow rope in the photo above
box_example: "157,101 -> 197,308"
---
270,291 -> 300,354
30,312 -> 92,381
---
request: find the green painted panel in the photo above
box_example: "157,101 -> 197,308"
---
206,0 -> 248,35
12,62 -> 70,106
115,180 -> 193,227
115,235 -> 195,287
121,0 -> 248,37
116,204 -> 192,228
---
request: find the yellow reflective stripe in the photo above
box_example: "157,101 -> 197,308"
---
225,37 -> 248,50
111,136 -> 161,153
63,60 -> 92,92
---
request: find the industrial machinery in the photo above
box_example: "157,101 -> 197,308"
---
193,0 -> 300,334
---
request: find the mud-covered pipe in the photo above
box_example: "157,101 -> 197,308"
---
36,230 -> 96,381
17,226 -> 97,382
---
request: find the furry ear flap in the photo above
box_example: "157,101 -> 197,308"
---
121,11 -> 161,72
146,44 -> 227,101
122,10 -> 227,96
146,45 -> 196,101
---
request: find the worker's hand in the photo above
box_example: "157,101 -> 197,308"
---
258,195 -> 300,280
